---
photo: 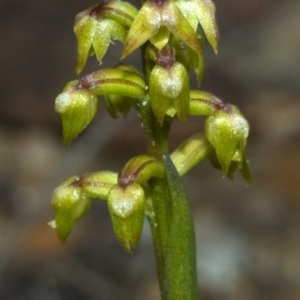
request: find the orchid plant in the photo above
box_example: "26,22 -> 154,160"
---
50,0 -> 251,299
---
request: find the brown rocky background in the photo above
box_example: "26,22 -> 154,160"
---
0,0 -> 300,299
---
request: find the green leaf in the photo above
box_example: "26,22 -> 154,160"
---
162,153 -> 197,300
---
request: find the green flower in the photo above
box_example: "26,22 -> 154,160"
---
122,0 -> 202,58
148,46 -> 190,124
74,0 -> 138,74
205,104 -> 249,174
108,183 -> 145,252
55,68 -> 146,144
51,176 -> 92,242
55,80 -> 98,145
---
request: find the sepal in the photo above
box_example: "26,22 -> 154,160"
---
171,36 -> 205,84
149,61 -> 190,124
75,10 -> 127,74
175,0 -> 219,53
122,0 -> 202,58
205,104 -> 249,174
104,94 -> 133,118
108,183 -> 145,252
74,0 -> 138,74
55,80 -> 98,145
194,0 -> 219,53
51,176 -> 92,242
208,148 -> 252,183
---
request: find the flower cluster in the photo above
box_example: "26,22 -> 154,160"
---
52,0 -> 250,253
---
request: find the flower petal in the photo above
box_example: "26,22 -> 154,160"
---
164,2 -> 202,54
194,0 -> 219,53
122,2 -> 161,58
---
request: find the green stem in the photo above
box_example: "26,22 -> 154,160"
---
147,177 -> 170,292
137,100 -> 197,299
137,100 -> 171,297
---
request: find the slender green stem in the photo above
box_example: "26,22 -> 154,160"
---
146,177 -> 170,292
137,100 -> 172,297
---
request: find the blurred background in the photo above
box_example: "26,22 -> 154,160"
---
0,0 -> 300,299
